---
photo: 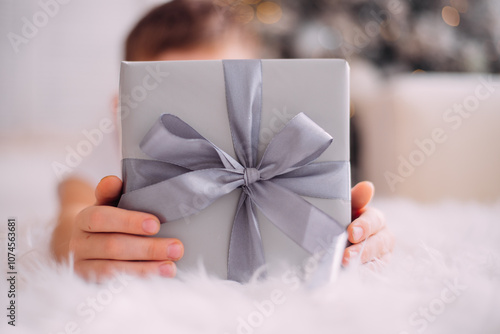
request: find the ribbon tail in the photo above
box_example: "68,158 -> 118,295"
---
249,181 -> 347,284
250,181 -> 346,256
305,230 -> 348,288
227,192 -> 266,282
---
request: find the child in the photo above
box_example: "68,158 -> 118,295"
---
51,0 -> 394,280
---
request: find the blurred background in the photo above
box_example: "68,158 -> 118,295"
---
0,0 -> 499,223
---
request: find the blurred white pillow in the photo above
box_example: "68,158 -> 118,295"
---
353,64 -> 500,202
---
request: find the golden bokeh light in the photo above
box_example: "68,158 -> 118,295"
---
412,69 -> 426,74
233,4 -> 255,24
450,0 -> 469,13
442,6 -> 460,27
256,2 -> 282,24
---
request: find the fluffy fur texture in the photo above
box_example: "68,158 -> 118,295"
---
3,198 -> 500,334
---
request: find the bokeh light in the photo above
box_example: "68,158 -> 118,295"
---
412,69 -> 426,74
442,6 -> 460,27
256,2 -> 282,24
318,27 -> 342,50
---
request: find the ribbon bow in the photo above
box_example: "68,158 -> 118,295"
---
119,60 -> 348,282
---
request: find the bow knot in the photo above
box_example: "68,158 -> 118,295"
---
243,167 -> 260,188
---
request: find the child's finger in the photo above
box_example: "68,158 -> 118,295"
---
95,175 -> 123,206
347,206 -> 386,243
351,181 -> 374,214
73,233 -> 183,262
74,259 -> 177,281
77,205 -> 160,236
342,228 -> 394,266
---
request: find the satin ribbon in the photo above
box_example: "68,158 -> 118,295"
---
119,60 -> 348,282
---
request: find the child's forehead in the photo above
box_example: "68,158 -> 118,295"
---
150,38 -> 259,62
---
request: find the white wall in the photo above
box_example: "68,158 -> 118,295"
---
353,67 -> 500,202
0,0 -> 167,222
0,0 -> 165,134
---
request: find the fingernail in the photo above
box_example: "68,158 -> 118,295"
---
346,250 -> 359,265
366,181 -> 375,191
142,219 -> 159,234
352,226 -> 363,242
159,262 -> 176,277
167,242 -> 183,260
343,250 -> 358,266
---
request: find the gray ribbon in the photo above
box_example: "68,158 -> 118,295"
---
119,59 -> 348,283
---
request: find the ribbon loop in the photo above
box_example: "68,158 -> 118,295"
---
258,113 -> 334,179
141,114 -> 242,171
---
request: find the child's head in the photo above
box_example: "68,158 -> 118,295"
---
125,0 -> 259,61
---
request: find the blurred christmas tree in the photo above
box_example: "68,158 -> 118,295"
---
222,0 -> 500,73
216,0 -> 500,182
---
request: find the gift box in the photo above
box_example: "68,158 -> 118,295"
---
118,59 -> 351,284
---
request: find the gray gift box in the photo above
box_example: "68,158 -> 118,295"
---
118,59 -> 351,283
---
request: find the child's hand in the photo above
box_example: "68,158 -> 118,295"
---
343,181 -> 394,266
69,176 -> 184,280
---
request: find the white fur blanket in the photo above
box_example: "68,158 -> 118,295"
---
3,198 -> 500,334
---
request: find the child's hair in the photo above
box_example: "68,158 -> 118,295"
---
125,0 -> 256,61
